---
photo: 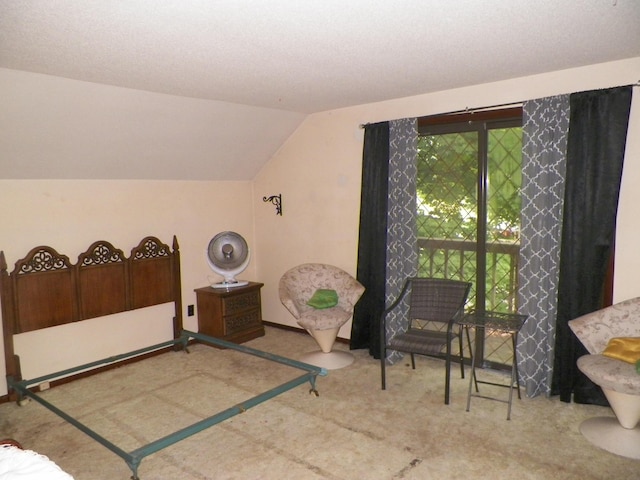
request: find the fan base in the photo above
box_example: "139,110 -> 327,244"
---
210,280 -> 249,289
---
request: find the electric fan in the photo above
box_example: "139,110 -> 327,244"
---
206,231 -> 250,288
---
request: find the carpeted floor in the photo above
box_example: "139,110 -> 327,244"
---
1,326 -> 638,479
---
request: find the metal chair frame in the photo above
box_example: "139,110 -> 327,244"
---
380,277 -> 471,405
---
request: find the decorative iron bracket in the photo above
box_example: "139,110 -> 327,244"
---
263,194 -> 282,216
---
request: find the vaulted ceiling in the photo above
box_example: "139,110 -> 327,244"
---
1,1 -> 639,179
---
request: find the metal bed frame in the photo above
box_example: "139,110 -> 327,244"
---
7,329 -> 326,479
1,236 -> 326,479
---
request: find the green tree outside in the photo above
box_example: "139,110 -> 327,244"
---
416,127 -> 522,313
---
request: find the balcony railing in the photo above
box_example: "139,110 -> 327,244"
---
417,237 -> 521,313
417,237 -> 521,368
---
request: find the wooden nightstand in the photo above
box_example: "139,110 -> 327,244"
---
194,282 -> 265,344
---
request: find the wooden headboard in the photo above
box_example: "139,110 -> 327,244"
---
1,236 -> 183,384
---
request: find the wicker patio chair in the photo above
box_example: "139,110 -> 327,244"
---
380,277 -> 471,404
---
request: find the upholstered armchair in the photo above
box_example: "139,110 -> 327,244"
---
279,263 -> 365,369
568,297 -> 640,459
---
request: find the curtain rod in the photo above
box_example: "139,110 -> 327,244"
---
359,101 -> 522,129
359,80 -> 640,129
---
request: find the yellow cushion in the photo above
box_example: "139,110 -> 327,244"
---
602,337 -> 640,364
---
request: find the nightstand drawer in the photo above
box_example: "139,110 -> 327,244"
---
195,282 -> 265,344
224,309 -> 261,335
221,290 -> 261,316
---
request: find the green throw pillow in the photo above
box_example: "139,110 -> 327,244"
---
306,289 -> 338,309
636,359 -> 640,374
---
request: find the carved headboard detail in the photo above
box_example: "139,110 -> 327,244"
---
1,236 -> 183,384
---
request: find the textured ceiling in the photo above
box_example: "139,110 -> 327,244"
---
2,0 -> 639,114
1,1 -> 639,181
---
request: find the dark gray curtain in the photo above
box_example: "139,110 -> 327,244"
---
350,119 -> 418,359
350,122 -> 389,357
551,86 -> 633,405
518,94 -> 570,397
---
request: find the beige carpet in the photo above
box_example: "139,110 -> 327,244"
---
1,326 -> 637,479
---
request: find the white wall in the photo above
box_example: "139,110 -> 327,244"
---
0,68 -> 270,397
1,57 -> 638,397
0,180 -> 255,396
614,94 -> 640,303
0,68 -> 305,181
253,57 -> 640,337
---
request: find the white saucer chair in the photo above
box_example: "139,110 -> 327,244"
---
568,297 -> 640,459
279,263 -> 365,370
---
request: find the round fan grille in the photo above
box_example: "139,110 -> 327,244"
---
206,231 -> 250,288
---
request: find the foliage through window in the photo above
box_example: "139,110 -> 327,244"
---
416,108 -> 523,368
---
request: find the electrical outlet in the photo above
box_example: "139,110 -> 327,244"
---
187,304 -> 194,316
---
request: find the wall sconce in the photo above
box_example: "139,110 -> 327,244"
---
263,194 -> 282,216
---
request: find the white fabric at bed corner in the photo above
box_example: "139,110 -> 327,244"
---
0,445 -> 74,479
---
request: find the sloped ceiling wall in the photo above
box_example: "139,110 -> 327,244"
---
0,69 -> 305,180
1,1 -> 639,181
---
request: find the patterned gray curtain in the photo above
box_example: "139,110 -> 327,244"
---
517,95 -> 570,397
384,118 -> 418,362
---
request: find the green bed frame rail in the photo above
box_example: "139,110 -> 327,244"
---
7,329 -> 327,480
